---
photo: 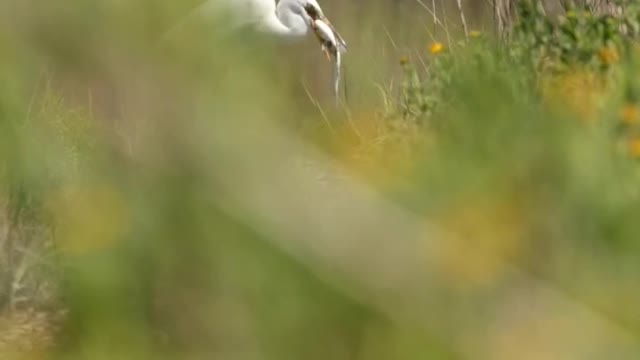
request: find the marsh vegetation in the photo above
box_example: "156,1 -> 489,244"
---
1,0 -> 640,359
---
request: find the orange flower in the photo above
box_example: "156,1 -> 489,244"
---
619,103 -> 640,125
430,42 -> 444,55
627,137 -> 640,158
540,70 -> 607,122
598,46 -> 619,65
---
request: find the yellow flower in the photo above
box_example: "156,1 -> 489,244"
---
424,195 -> 526,289
598,46 -> 619,65
331,113 -> 416,190
619,103 -> 640,125
627,137 -> 640,158
46,183 -> 130,256
429,42 -> 444,55
540,69 -> 608,122
469,30 -> 482,38
399,55 -> 410,65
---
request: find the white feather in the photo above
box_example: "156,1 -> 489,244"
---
167,0 -> 347,103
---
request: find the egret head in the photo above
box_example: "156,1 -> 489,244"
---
276,0 -> 323,27
275,0 -> 346,53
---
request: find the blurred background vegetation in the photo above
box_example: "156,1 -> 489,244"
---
1,0 -> 640,359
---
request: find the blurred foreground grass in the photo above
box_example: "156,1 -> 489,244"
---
1,1 -> 640,360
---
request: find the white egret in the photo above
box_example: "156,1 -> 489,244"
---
169,0 -> 347,101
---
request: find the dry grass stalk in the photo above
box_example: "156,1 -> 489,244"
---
455,0 -> 469,39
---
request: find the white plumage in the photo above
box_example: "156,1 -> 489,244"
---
168,0 -> 347,101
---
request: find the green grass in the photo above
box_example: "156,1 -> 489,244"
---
1,0 -> 640,359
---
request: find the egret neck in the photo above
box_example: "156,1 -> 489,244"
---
257,11 -> 309,39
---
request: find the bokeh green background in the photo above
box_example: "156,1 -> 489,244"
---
1,1 -> 640,359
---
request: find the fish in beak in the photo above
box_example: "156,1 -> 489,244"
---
304,4 -> 347,103
304,5 -> 346,60
312,18 -> 346,61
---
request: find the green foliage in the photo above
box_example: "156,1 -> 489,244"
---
2,1 -> 640,359
510,0 -> 638,72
